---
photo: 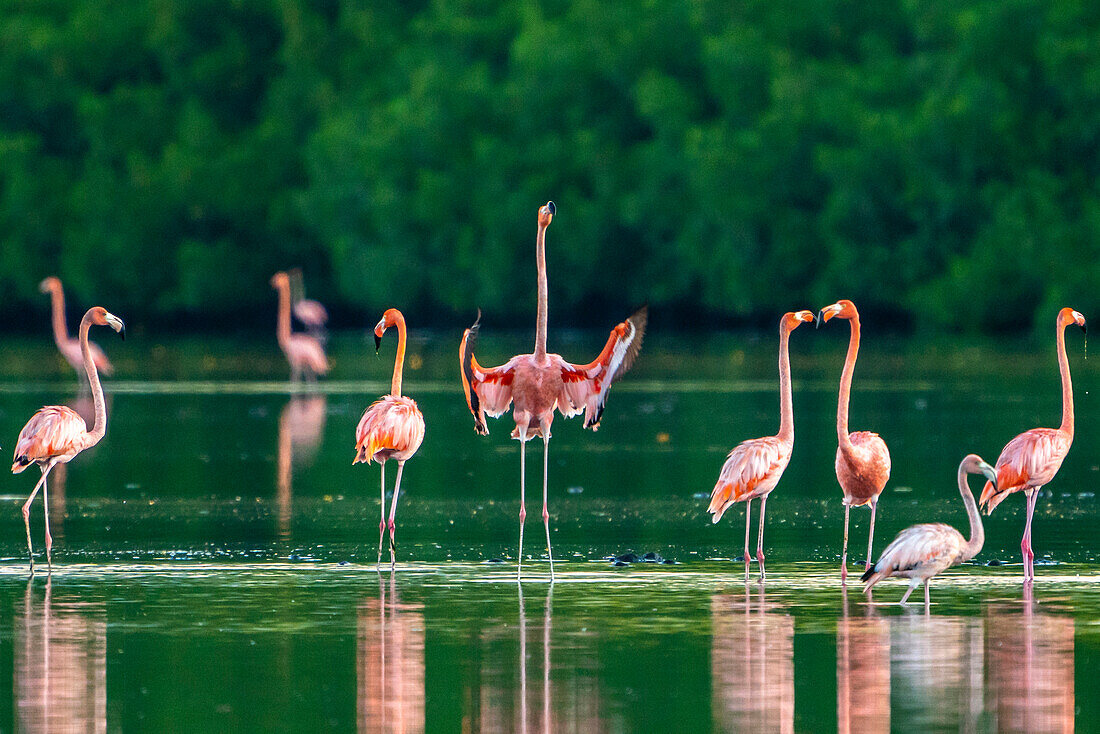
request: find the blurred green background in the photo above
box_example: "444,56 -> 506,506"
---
1,0 -> 1098,333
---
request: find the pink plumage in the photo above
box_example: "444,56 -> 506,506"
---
271,272 -> 328,381
354,396 -> 425,465
12,406 -> 89,473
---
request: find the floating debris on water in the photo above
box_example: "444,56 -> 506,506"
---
566,486 -> 583,495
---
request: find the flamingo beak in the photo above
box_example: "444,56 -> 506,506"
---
979,462 -> 997,491
1073,311 -> 1087,334
105,312 -> 125,340
374,318 -> 387,352
38,279 -> 52,294
817,304 -> 841,328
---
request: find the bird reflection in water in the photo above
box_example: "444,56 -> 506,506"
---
358,573 -> 426,733
276,395 -> 327,539
15,579 -> 106,733
836,588 -> 889,734
985,596 -> 1074,733
711,585 -> 794,733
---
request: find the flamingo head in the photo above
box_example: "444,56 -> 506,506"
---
88,307 -> 125,340
961,453 -> 997,490
816,299 -> 857,327
538,201 -> 556,228
38,276 -> 61,294
783,310 -> 815,332
270,272 -> 289,290
374,308 -> 404,351
1058,307 -> 1086,335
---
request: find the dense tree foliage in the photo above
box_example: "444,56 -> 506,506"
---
1,0 -> 1098,332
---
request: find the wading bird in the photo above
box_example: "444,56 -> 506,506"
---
980,307 -> 1086,581
708,310 -> 815,580
460,201 -> 647,581
271,271 -> 329,382
355,309 -> 425,568
862,454 -> 997,606
288,268 -> 329,341
818,299 -> 892,582
39,277 -> 113,379
11,307 -> 124,574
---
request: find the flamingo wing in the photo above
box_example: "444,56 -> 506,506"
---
707,435 -> 791,523
556,305 -> 648,429
290,334 -> 329,374
11,406 -> 87,473
354,396 -> 426,464
459,313 -> 517,435
862,523 -> 964,588
980,428 -> 1071,513
293,299 -> 329,328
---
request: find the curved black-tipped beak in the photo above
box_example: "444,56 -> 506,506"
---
980,464 -> 998,491
815,310 -> 824,329
1080,323 -> 1087,335
547,201 -> 556,216
119,324 -> 126,341
374,334 -> 382,352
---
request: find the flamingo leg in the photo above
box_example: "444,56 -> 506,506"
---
756,496 -> 768,581
743,499 -> 752,580
377,462 -> 386,565
865,499 -> 878,571
43,472 -> 53,572
923,579 -> 930,609
841,504 -> 851,583
898,580 -> 918,606
1022,487 -> 1039,580
387,461 -> 405,570
21,466 -> 52,576
541,430 -> 554,582
518,429 -> 528,583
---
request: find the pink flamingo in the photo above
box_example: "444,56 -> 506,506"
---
862,454 -> 998,606
708,310 -> 815,580
11,307 -> 124,574
288,268 -> 329,336
979,307 -> 1086,581
271,272 -> 329,382
818,299 -> 892,582
354,309 -> 426,567
459,201 -> 647,581
39,277 -> 114,379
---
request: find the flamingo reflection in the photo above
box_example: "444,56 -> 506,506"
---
836,589 -> 889,734
358,573 -> 425,733
985,601 -> 1074,732
889,614 -> 984,731
276,395 -> 327,539
15,579 -> 106,733
711,586 -> 794,732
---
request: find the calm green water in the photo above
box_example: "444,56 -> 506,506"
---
0,329 -> 1097,731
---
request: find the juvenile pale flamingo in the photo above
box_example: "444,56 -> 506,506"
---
39,277 -> 113,379
460,201 -> 647,581
355,308 -> 425,567
979,307 -> 1086,581
818,299 -> 892,582
862,454 -> 997,606
12,307 -> 124,574
271,272 -> 329,382
288,268 -> 329,338
708,310 -> 814,580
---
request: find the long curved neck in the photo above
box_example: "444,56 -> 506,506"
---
777,324 -> 794,442
79,315 -> 107,444
958,467 -> 985,561
836,316 -> 861,449
534,222 -> 549,362
390,314 -> 408,397
1056,322 -> 1074,437
49,286 -> 69,346
276,282 -> 292,347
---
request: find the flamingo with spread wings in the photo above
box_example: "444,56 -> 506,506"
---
979,307 -> 1085,581
460,201 -> 647,581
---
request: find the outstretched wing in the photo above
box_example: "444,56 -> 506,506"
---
459,311 -> 516,435
557,305 -> 647,429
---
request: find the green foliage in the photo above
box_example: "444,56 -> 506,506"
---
1,0 -> 1098,331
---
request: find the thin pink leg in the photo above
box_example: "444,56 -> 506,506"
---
377,462 -> 386,565
743,499 -> 752,580
387,461 -> 405,570
1022,488 -> 1039,580
21,466 -> 51,576
841,504 -> 851,584
42,472 -> 53,572
518,429 -> 527,583
865,499 -> 878,571
541,431 -> 554,582
756,496 -> 768,581
898,580 -> 918,605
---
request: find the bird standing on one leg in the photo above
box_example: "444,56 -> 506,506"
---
12,307 -> 125,574
460,201 -> 647,582
707,310 -> 814,581
355,309 -> 425,569
818,300 -> 892,583
979,307 -> 1085,582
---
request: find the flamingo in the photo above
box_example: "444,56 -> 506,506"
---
354,308 -> 426,567
288,268 -> 329,339
862,454 -> 997,606
271,272 -> 329,382
818,299 -> 892,582
979,307 -> 1086,581
459,201 -> 647,581
707,310 -> 815,580
11,307 -> 124,574
39,277 -> 114,379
